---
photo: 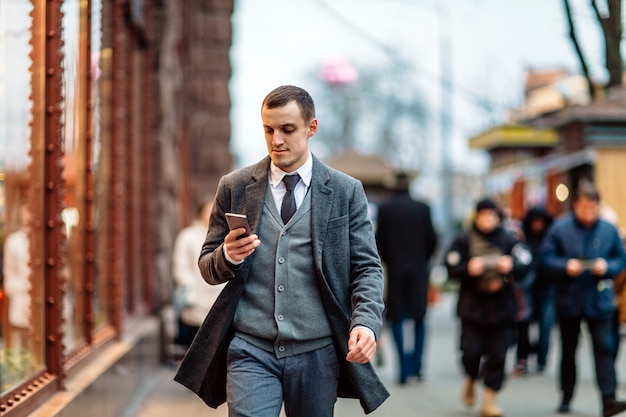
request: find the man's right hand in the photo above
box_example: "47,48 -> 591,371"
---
566,258 -> 584,277
467,257 -> 485,277
224,229 -> 260,263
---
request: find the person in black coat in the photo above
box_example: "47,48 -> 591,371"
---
513,206 -> 553,375
376,172 -> 438,384
445,198 -> 531,417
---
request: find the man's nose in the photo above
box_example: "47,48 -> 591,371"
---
272,132 -> 284,145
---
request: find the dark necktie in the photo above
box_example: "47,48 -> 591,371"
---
281,174 -> 300,224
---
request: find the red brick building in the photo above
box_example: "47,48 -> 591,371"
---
0,1 -> 234,416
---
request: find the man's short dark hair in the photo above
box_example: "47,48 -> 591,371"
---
262,85 -> 316,122
574,180 -> 600,202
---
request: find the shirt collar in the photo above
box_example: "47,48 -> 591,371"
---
270,153 -> 313,188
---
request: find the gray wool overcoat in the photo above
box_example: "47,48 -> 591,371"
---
173,154 -> 389,414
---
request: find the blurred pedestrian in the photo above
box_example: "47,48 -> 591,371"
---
540,180 -> 626,417
2,205 -> 32,350
172,199 -> 225,347
513,206 -> 554,375
376,171 -> 438,384
174,85 -> 388,416
445,198 -> 531,417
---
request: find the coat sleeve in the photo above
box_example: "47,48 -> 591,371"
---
445,233 -> 470,281
424,204 -> 438,260
508,238 -> 532,281
539,223 -> 569,277
198,176 -> 245,285
606,227 -> 626,277
346,181 -> 385,337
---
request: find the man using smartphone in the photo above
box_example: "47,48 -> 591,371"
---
175,85 -> 388,417
541,181 -> 626,417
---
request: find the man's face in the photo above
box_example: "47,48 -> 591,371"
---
262,100 -> 317,173
573,196 -> 600,227
529,218 -> 546,234
474,209 -> 500,233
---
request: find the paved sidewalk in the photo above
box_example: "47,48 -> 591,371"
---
131,293 -> 626,417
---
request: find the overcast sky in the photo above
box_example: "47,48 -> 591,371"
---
229,0 -> 609,174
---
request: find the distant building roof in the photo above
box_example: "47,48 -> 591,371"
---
524,68 -> 569,97
469,124 -> 558,150
323,149 -> 397,186
528,86 -> 626,129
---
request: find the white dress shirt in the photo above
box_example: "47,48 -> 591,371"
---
268,152 -> 312,213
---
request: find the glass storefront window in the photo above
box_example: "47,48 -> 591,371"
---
0,0 -> 46,394
61,0 -> 89,353
91,0 -> 111,330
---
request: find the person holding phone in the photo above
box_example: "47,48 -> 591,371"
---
540,180 -> 626,417
444,198 -> 531,417
174,85 -> 388,416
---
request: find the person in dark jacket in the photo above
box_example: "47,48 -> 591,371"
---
376,172 -> 438,384
513,206 -> 553,375
540,181 -> 626,417
445,198 -> 531,417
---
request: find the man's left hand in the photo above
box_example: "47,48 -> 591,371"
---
346,327 -> 376,364
591,258 -> 608,276
496,255 -> 513,274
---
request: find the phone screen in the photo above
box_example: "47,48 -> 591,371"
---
225,213 -> 251,238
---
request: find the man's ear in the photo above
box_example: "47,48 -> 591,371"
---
308,118 -> 318,137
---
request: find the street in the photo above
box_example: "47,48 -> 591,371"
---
132,292 -> 626,417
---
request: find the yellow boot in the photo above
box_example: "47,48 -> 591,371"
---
462,377 -> 475,407
480,388 -> 503,417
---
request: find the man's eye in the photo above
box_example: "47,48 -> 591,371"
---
283,128 -> 295,134
264,129 -> 273,134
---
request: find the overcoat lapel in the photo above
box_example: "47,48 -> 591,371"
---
310,156 -> 333,269
245,157 -> 271,233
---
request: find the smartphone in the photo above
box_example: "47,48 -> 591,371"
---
225,213 -> 252,238
481,254 -> 500,268
579,259 -> 595,270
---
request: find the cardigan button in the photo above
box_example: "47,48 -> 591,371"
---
277,285 -> 285,292
278,257 -> 285,264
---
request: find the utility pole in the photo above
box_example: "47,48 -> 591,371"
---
438,2 -> 454,240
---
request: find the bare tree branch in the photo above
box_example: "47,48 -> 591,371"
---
591,0 -> 623,87
563,0 -> 596,98
590,0 -> 603,21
